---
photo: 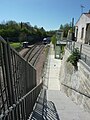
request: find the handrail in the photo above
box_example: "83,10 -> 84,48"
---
0,36 -> 7,43
67,41 -> 90,67
0,37 -> 40,119
61,83 -> 90,98
22,81 -> 43,100
0,81 -> 43,119
9,44 -> 37,70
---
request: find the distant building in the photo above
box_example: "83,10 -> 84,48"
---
56,30 -> 63,41
75,11 -> 90,44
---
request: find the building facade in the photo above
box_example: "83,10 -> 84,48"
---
75,11 -> 90,44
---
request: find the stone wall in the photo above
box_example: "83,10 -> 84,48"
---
60,48 -> 90,113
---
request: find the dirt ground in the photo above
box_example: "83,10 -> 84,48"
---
19,45 -> 49,85
35,46 -> 49,85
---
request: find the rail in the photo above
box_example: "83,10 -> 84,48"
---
0,36 -> 43,119
23,45 -> 37,60
66,41 -> 90,67
29,45 -> 44,66
23,44 -> 44,67
0,81 -> 43,120
61,83 -> 90,98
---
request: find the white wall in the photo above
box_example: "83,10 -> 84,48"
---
75,14 -> 90,43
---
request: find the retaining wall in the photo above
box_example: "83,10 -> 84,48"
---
60,48 -> 90,113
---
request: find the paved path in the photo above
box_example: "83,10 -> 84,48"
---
44,44 -> 90,120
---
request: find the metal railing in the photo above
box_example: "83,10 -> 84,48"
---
0,81 -> 43,120
81,53 -> 90,66
61,83 -> 90,98
66,41 -> 90,67
0,36 -> 43,119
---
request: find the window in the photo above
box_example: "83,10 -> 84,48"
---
81,27 -> 84,39
76,28 -> 78,41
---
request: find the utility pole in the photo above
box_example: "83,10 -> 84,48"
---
72,18 -> 74,41
72,18 -> 74,32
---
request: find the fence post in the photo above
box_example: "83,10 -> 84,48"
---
73,42 -> 75,52
85,55 -> 87,63
7,41 -> 18,119
70,41 -> 72,52
3,43 -> 13,106
80,44 -> 82,58
7,41 -> 15,103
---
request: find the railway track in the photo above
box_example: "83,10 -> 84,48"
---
22,45 -> 36,59
21,44 -> 45,67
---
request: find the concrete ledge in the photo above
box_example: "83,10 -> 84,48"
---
79,59 -> 90,72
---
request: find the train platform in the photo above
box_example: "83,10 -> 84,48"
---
30,43 -> 90,120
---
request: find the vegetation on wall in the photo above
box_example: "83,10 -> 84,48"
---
67,48 -> 80,67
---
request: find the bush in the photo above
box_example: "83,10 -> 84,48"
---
10,42 -> 22,51
67,48 -> 80,67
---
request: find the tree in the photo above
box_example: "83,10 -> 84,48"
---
0,20 -> 53,43
19,32 -> 27,43
51,35 -> 56,45
60,24 -> 63,30
59,23 -> 71,38
63,23 -> 71,37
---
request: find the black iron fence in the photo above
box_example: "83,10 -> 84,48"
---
0,81 -> 43,120
66,41 -> 90,67
0,36 -> 43,119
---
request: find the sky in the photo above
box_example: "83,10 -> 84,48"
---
0,0 -> 90,31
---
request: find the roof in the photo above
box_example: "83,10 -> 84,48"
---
75,12 -> 90,25
84,13 -> 90,18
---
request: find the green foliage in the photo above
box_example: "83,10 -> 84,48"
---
46,30 -> 56,37
59,23 -> 71,37
60,24 -> 63,30
10,42 -> 22,51
51,35 -> 56,45
67,48 -> 80,66
61,45 -> 65,54
0,20 -> 49,43
0,20 -> 58,44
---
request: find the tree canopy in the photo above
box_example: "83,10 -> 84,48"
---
59,23 -> 72,38
0,20 -> 54,44
0,20 -> 73,43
